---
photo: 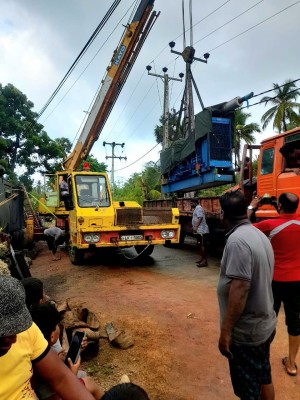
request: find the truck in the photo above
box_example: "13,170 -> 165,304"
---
38,0 -> 181,264
239,126 -> 300,219
145,125 -> 300,247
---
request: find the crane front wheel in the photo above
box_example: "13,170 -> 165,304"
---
69,246 -> 85,265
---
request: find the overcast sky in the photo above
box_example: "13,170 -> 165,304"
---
1,0 -> 300,184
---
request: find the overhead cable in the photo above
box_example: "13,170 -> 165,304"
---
239,87 -> 300,111
207,1 -> 300,53
36,0 -> 121,120
194,0 -> 265,46
114,143 -> 159,172
252,78 -> 300,98
40,1 -> 136,126
148,0 -> 232,64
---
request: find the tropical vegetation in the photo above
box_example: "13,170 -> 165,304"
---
260,79 -> 300,132
233,109 -> 260,167
0,83 -> 71,190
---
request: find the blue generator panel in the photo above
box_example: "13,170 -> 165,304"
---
161,117 -> 234,193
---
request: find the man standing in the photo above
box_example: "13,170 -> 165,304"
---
44,226 -> 66,261
217,190 -> 276,400
192,199 -> 209,267
248,192 -> 300,376
60,175 -> 73,210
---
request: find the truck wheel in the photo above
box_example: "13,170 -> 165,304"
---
134,244 -> 154,257
179,230 -> 186,246
69,247 -> 85,265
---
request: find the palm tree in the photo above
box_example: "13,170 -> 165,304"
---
260,79 -> 300,132
234,110 -> 260,166
154,108 -> 184,145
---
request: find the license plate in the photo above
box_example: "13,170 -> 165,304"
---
120,235 -> 143,241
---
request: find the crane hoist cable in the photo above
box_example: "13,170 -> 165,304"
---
36,0 -> 122,120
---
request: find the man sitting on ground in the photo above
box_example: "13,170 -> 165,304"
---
30,303 -> 103,400
0,275 -> 94,400
21,277 -> 48,307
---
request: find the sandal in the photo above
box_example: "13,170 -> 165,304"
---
196,260 -> 208,268
282,357 -> 297,376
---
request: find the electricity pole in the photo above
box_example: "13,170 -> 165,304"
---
146,66 -> 184,150
103,141 -> 127,189
168,41 -> 210,139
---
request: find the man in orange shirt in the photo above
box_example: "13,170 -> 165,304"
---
248,192 -> 300,376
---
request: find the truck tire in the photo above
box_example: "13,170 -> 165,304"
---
69,247 -> 85,265
134,244 -> 154,257
179,230 -> 186,246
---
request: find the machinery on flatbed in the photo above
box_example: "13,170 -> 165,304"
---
145,126 -> 300,245
38,0 -> 181,264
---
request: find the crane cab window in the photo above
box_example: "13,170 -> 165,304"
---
75,175 -> 110,208
260,147 -> 274,175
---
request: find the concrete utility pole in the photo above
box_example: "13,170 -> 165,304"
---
103,141 -> 127,189
146,65 -> 184,151
168,41 -> 209,139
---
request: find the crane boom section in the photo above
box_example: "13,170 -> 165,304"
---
63,0 -> 157,170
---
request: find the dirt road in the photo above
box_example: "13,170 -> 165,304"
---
31,241 -> 299,400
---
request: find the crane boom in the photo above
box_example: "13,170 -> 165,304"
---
63,0 -> 158,170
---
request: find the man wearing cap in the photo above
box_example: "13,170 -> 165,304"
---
0,275 -> 94,400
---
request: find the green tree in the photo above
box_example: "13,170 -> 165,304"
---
113,162 -> 161,204
79,155 -> 107,172
260,79 -> 300,132
0,83 -> 71,188
234,109 -> 260,166
113,173 -> 144,204
154,108 -> 184,144
141,161 -> 161,199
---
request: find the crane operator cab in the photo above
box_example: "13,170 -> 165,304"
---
75,175 -> 110,208
39,168 -> 111,216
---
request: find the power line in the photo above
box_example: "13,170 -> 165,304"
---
239,87 -> 300,110
148,0 -> 232,64
194,0 -> 265,46
104,70 -> 148,142
114,143 -> 159,172
40,1 -> 136,126
252,78 -> 300,98
152,61 -> 163,112
109,81 -> 157,141
36,0 -> 122,120
207,1 -> 300,53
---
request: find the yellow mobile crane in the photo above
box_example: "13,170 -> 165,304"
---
39,0 -> 181,264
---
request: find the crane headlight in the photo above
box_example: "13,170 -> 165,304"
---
84,233 -> 100,243
161,230 -> 175,239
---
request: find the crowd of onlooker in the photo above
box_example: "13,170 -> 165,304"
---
1,190 -> 300,400
0,274 -> 149,400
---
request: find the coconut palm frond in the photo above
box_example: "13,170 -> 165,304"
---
260,79 -> 300,131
